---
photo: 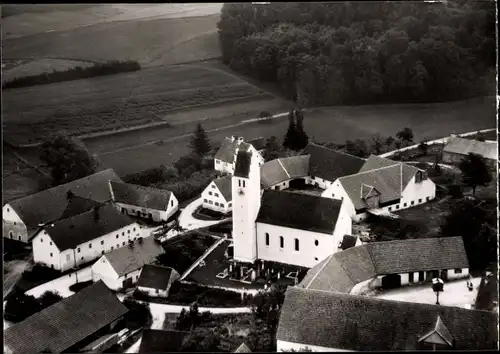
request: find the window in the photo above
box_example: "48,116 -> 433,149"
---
275,186 -> 279,190
128,230 -> 130,234
209,191 -> 213,196
89,243 -> 92,249
9,231 -> 13,238
81,257 -> 84,261
238,180 -> 241,187
102,250 -> 105,254
50,253 -> 53,257
216,160 -> 220,164
41,238 -> 43,243
117,244 -> 119,248
171,200 -> 174,207
314,257 -> 318,261
212,184 -> 216,188
295,238 -> 299,251
204,199 -> 208,203
13,222 -> 16,225
133,228 -> 136,232
215,193 -> 219,197
454,268 -> 462,274
404,203 -> 407,207
18,236 -> 21,241
280,236 -> 284,248
156,289 -> 159,294
229,203 -> 232,207
243,180 -> 246,187
77,248 -> 81,253
7,208 -> 9,212
396,205 -> 400,209
111,246 -> 114,250
209,200 -> 213,205
116,234 -> 119,239
122,232 -> 125,236
332,194 -> 335,198
426,196 -> 430,201
101,240 -> 104,245
411,201 -> 414,205
215,202 -> 219,207
315,239 -> 319,246
265,233 -> 269,246
388,207 -> 392,211
418,198 -> 422,203
123,242 -> 125,246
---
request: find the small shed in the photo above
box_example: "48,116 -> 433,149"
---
136,264 -> 180,298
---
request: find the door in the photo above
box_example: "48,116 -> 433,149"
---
418,271 -> 425,282
409,272 -> 414,283
122,277 -> 133,289
440,270 -> 448,281
381,274 -> 401,289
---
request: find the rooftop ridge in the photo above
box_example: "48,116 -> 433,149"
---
303,254 -> 334,289
306,142 -> 366,161
339,163 -> 400,180
111,181 -> 171,193
277,158 -> 291,179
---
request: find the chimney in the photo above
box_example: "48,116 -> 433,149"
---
66,189 -> 74,201
93,206 -> 100,220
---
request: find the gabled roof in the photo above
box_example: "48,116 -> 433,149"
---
4,281 -> 128,354
419,315 -> 454,346
260,155 -> 310,188
256,190 -> 343,235
234,342 -> 252,353
247,137 -> 266,151
136,265 -> 179,289
443,136 -> 497,160
214,137 -> 240,163
6,169 -> 121,234
339,235 -> 358,250
110,181 -> 173,211
139,329 -> 189,353
44,203 -> 136,251
299,237 -> 469,293
339,165 -> 403,210
277,287 -> 498,351
234,151 -> 252,178
359,155 -> 419,189
103,237 -> 165,277
213,175 -> 232,201
303,143 -> 365,182
59,196 -> 104,220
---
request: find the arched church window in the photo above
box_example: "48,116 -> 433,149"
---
280,236 -> 284,248
315,239 -> 319,246
295,238 -> 299,251
265,233 -> 270,246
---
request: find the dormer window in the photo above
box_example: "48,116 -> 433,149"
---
415,171 -> 423,183
418,315 -> 454,350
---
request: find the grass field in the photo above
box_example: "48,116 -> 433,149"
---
3,13 -> 221,67
3,64 -> 280,145
92,96 -> 496,176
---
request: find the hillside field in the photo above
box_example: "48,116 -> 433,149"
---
92,96 -> 496,176
2,64 -> 285,146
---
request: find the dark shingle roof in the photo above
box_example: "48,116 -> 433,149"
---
247,137 -> 266,151
234,342 -> 252,353
419,315 -> 454,346
213,175 -> 233,201
59,196 -> 104,220
303,143 -> 365,182
339,235 -> 358,250
359,154 -> 419,188
277,287 -> 498,351
214,137 -> 239,163
234,151 -> 252,178
136,265 -> 179,289
256,190 -> 343,234
4,281 -> 128,354
139,329 -> 189,353
443,136 -> 497,160
260,155 -> 310,188
104,237 -> 165,277
6,169 -> 121,235
44,203 -> 135,252
299,237 -> 469,293
110,181 -> 173,211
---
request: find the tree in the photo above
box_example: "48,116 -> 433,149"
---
418,140 -> 428,156
40,134 -> 100,186
294,109 -> 309,150
396,127 -> 414,146
180,327 -> 221,352
263,136 -> 285,161
175,303 -> 207,331
37,291 -> 63,309
4,291 -> 41,322
250,284 -> 287,339
370,134 -> 384,155
283,111 -> 298,150
345,139 -> 368,158
458,153 -> 492,196
122,297 -> 152,329
385,136 -> 395,149
188,123 -> 212,157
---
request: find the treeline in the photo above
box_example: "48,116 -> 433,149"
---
218,1 -> 496,105
3,60 -> 141,89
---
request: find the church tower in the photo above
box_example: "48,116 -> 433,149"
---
232,148 -> 261,263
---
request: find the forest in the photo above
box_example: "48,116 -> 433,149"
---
217,1 -> 496,106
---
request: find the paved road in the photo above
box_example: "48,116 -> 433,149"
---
3,258 -> 31,300
178,197 -> 231,231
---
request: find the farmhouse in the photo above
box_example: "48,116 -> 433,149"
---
299,237 -> 470,295
260,155 -> 310,190
136,264 -> 180,298
3,168 -> 121,243
91,236 -> 165,291
3,281 -> 128,354
442,135 -> 497,168
277,287 -> 498,351
214,136 -> 265,175
109,181 -> 178,222
201,175 -> 233,213
139,329 -> 189,353
323,155 -> 436,222
231,149 -> 352,268
32,203 -> 141,272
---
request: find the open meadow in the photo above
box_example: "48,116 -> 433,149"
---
2,64 -> 285,146
93,96 -> 496,176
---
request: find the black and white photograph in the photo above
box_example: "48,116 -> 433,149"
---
2,2 -> 498,352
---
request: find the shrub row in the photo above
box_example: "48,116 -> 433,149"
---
3,60 -> 141,89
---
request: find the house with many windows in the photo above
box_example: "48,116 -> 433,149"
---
91,236 -> 165,291
276,287 -> 498,351
214,136 -> 265,175
323,155 -> 436,222
299,237 -> 470,294
109,181 -> 178,222
32,203 -> 141,272
201,175 -> 233,213
3,169 -> 121,243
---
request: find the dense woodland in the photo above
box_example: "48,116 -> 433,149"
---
218,1 -> 496,105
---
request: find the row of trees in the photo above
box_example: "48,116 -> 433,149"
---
218,2 -> 495,105
4,289 -> 63,323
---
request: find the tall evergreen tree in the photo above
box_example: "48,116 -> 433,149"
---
188,123 -> 212,157
458,153 -> 492,196
283,111 -> 297,150
294,109 -> 309,150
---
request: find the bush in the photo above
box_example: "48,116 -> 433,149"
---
122,297 -> 153,330
160,170 -> 217,203
448,184 -> 464,198
3,60 -> 141,89
22,264 -> 60,283
4,289 -> 63,322
167,282 -> 247,307
123,165 -> 179,186
69,280 -> 93,292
